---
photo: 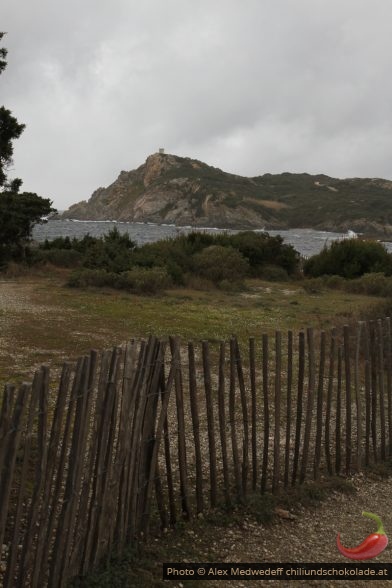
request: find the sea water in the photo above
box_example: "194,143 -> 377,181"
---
32,219 -> 392,258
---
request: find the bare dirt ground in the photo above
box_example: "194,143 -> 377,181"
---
176,473 -> 392,588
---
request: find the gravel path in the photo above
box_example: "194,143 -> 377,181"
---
173,473 -> 392,588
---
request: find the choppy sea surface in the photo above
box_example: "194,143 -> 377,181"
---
32,219 -> 392,258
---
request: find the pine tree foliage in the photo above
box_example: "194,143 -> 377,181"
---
0,32 -> 54,263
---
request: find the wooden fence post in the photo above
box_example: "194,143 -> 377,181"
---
34,361 -> 75,586
378,319 -> 386,461
140,342 -> 177,536
81,349 -> 118,573
272,331 -> 282,494
343,325 -> 352,475
0,383 -> 29,574
261,333 -> 269,494
363,322 -> 371,466
300,328 -> 316,484
58,356 -> 98,588
218,342 -> 231,506
284,331 -> 293,488
325,329 -> 336,476
292,331 -> 305,486
47,357 -> 91,587
160,362 -> 177,528
234,338 -> 249,498
0,384 -> 16,487
230,337 -> 241,499
114,341 -> 143,549
139,342 -> 169,537
386,317 -> 392,457
335,346 -> 342,475
170,336 -> 190,519
314,331 -> 326,480
19,367 -> 50,587
249,337 -> 258,492
355,323 -> 364,470
370,322 -> 378,462
86,347 -> 124,569
188,341 -> 204,514
202,340 -> 218,508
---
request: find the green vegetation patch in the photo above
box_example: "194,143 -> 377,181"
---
30,228 -> 301,292
0,274 -> 383,385
304,238 -> 392,279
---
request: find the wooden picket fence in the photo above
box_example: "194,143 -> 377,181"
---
1,319 -> 392,587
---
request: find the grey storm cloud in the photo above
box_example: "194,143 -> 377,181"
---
2,0 -> 392,210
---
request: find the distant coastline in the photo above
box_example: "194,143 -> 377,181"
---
33,219 -> 392,258
59,152 -> 392,239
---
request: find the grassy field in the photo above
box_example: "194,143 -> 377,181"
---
0,270 -> 388,385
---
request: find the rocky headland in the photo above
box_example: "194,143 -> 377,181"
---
61,152 -> 392,236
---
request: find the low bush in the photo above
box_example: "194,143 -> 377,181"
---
29,248 -> 83,268
343,273 -> 392,297
217,278 -> 246,291
324,274 -> 345,289
302,271 -> 392,298
35,228 -> 301,291
119,267 -> 172,294
39,228 -> 136,273
68,266 -> 171,295
302,277 -> 325,294
304,238 -> 392,279
228,231 -> 300,275
260,264 -> 289,282
67,269 -> 118,289
193,245 -> 249,283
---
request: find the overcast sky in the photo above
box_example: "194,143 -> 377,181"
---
2,0 -> 392,210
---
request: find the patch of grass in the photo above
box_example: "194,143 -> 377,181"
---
0,275 -> 383,385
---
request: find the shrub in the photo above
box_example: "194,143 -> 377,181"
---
29,248 -> 83,268
130,240 -> 190,280
119,267 -> 172,294
217,278 -> 246,291
67,269 -> 118,288
302,277 -> 325,294
260,264 -> 289,282
68,266 -> 171,295
228,231 -> 300,275
130,230 -> 300,279
193,245 -> 249,283
38,227 -> 136,273
324,274 -> 345,290
40,236 -> 74,250
343,273 -> 392,297
39,228 -> 301,289
304,238 -> 392,279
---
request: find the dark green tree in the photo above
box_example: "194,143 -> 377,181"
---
0,33 -> 25,189
0,32 -> 54,263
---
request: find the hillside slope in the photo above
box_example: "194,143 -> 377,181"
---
61,152 -> 392,235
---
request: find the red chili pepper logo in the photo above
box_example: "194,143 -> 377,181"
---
336,511 -> 388,560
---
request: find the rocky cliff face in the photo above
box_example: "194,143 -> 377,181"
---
62,153 -> 273,228
61,152 -> 392,235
